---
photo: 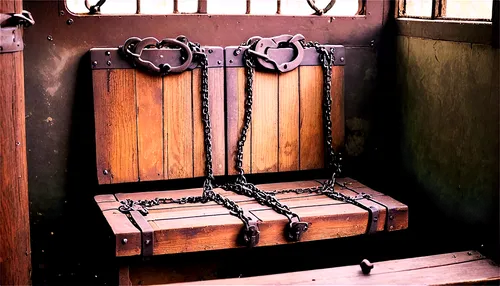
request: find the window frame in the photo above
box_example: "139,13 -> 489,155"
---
396,0 -> 499,47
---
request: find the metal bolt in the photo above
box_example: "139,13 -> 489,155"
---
59,10 -> 65,16
340,57 -> 345,62
92,61 -> 98,67
145,239 -> 150,245
373,217 -> 378,222
103,169 -> 109,175
106,60 -> 111,66
234,49 -> 241,56
389,225 -> 394,230
389,215 -> 394,220
208,49 -> 213,54
467,251 -> 472,255
105,51 -> 111,56
229,59 -> 233,64
66,18 -> 74,25
122,238 -> 128,244
217,60 -> 222,65
47,35 -> 53,41
15,141 -> 20,146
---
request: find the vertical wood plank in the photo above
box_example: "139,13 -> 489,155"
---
164,72 -> 193,179
136,71 -> 163,181
193,68 -> 225,177
251,71 -> 279,173
278,69 -> 300,171
93,69 -> 138,184
299,66 -> 324,170
330,66 -> 345,151
0,50 -> 31,285
208,68 -> 226,176
227,68 -> 250,175
192,69 -> 205,177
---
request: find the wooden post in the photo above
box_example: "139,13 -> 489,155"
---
0,0 -> 32,285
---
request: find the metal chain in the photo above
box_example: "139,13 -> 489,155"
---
117,37 -> 259,247
221,40 -> 310,242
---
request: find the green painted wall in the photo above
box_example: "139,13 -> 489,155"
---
397,36 -> 499,227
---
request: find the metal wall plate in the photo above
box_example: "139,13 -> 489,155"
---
90,46 -> 224,70
224,45 -> 345,68
0,26 -> 23,53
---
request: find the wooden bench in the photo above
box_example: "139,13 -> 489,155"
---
166,251 -> 500,285
90,35 -> 410,284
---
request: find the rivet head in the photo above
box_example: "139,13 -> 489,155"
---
145,239 -> 151,245
59,10 -> 65,16
373,217 -> 378,222
122,238 -> 128,244
389,225 -> 394,230
340,57 -> 345,62
389,215 -> 394,220
103,169 -> 109,175
234,49 -> 241,56
15,141 -> 20,146
106,60 -> 111,66
105,51 -> 111,56
467,251 -> 472,255
66,18 -> 74,25
229,59 -> 233,64
47,35 -> 53,41
92,61 -> 98,67
208,49 -> 213,54
217,60 -> 222,65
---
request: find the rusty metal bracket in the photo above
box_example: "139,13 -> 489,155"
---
90,46 -> 223,70
225,44 -> 345,68
0,10 -> 34,54
129,210 -> 154,256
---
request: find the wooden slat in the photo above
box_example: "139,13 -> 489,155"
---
192,69 -> 204,177
164,72 -> 193,179
331,66 -> 345,150
93,69 -> 138,184
299,66 -> 324,170
236,68 -> 252,174
136,71 -> 163,181
226,68 -> 242,175
168,251 -> 499,285
251,71 -> 279,173
278,69 -> 300,171
208,68 -> 226,176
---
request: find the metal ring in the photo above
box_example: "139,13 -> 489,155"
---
306,0 -> 337,15
250,34 -> 305,73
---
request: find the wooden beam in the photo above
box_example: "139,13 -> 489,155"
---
0,0 -> 32,285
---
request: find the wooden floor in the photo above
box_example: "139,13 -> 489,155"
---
168,251 -> 500,285
95,178 -> 408,256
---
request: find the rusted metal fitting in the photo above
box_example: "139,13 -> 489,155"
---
287,217 -> 309,241
242,220 -> 260,247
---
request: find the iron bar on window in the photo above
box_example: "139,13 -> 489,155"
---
198,0 -> 207,13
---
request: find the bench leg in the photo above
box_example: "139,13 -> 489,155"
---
119,263 -> 132,286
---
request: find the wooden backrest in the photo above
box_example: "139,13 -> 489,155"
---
91,47 -> 225,184
225,45 -> 345,175
91,41 -> 346,184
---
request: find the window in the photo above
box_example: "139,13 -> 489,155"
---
399,0 -> 493,21
67,0 -> 361,16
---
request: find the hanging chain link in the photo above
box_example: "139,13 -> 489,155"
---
117,36 -> 259,247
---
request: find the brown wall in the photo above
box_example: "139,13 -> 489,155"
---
397,36 -> 499,228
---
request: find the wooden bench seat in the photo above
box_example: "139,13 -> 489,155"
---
167,251 -> 500,285
95,177 -> 408,257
